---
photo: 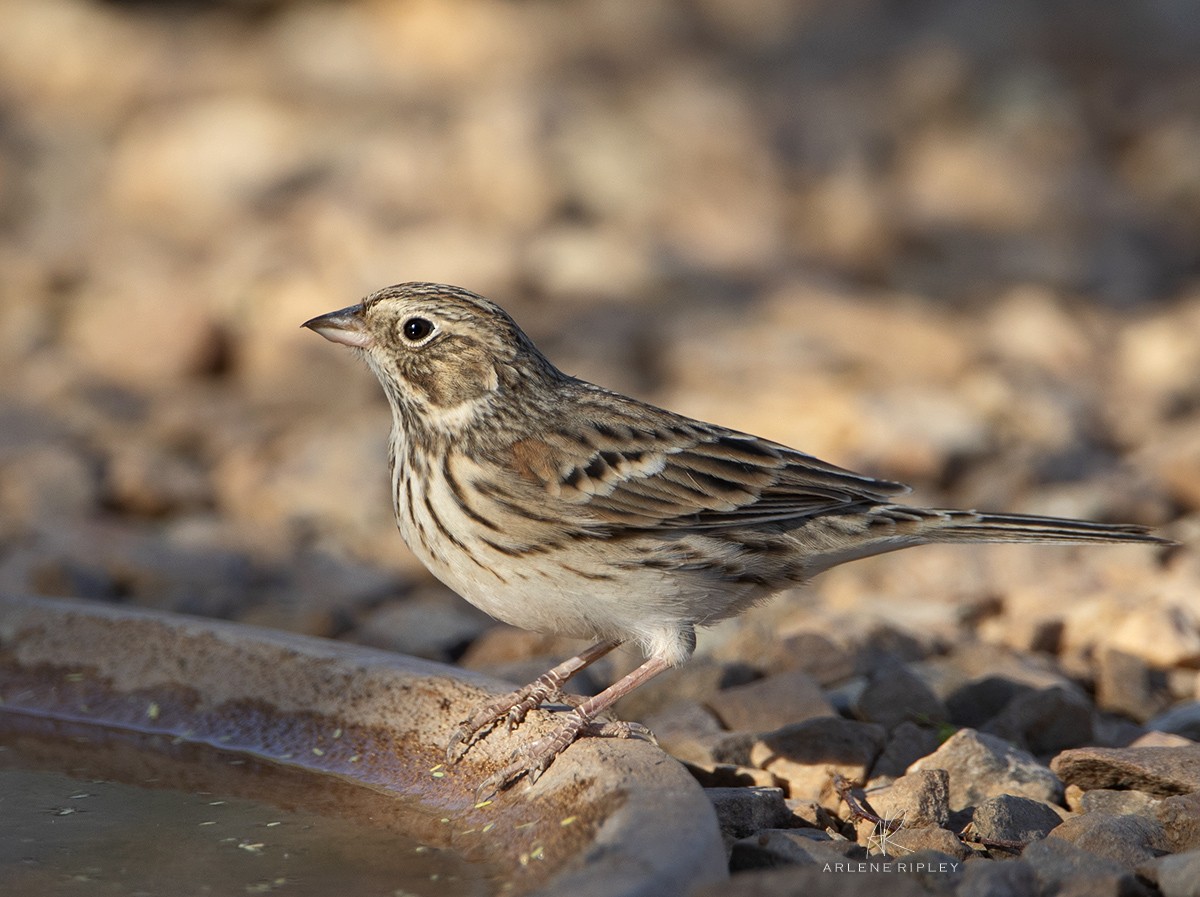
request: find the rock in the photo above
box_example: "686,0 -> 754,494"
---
876,826 -> 970,860
1022,838 -> 1149,897
666,728 -> 759,768
730,829 -> 865,870
102,440 -> 212,518
1148,702 -> 1200,741
980,685 -> 1095,754
706,670 -> 835,732
614,656 -> 759,720
1051,744 -> 1200,796
1144,848 -> 1200,897
868,769 -> 950,829
909,728 -> 1064,810
871,721 -> 942,779
685,761 -> 782,789
1078,789 -> 1161,817
854,663 -> 948,730
705,786 -> 792,841
750,717 -> 887,803
1095,648 -> 1170,723
62,277 -> 227,383
1048,813 -> 1170,868
690,865 -> 934,897
785,798 -> 841,831
1,446 -> 100,525
352,591 -> 498,662
1105,604 -> 1200,669
774,631 -> 858,687
1132,731 -> 1196,748
641,699 -> 725,744
1156,792 -> 1200,852
955,859 -> 1039,897
968,794 -> 1063,843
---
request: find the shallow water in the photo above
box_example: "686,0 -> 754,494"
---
0,717 -> 495,897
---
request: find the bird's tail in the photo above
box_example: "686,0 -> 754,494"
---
925,509 -> 1171,546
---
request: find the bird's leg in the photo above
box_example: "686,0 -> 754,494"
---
447,638 -> 621,763
478,654 -> 672,797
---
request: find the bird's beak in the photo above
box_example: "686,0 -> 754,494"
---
301,304 -> 373,349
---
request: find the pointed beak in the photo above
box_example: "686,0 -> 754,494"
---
301,304 -> 373,349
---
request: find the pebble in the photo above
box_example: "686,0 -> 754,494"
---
870,721 -> 942,779
750,717 -> 887,803
1144,848 -> 1200,897
1147,702 -> 1200,741
1048,813 -> 1171,869
1095,648 -> 1171,723
853,663 -> 948,731
1050,744 -> 1200,795
866,768 -> 950,829
1020,838 -> 1145,897
705,786 -> 792,841
729,829 -> 865,870
967,794 -> 1063,843
980,684 -> 1095,754
909,728 -> 1064,810
706,670 -> 835,732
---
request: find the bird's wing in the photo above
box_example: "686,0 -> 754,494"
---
500,403 -> 908,533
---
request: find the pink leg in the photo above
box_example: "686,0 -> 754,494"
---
447,639 -> 620,763
479,654 -> 672,797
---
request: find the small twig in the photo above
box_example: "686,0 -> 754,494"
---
832,772 -> 902,833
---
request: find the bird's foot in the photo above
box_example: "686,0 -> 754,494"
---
475,714 -> 655,799
446,680 -> 566,764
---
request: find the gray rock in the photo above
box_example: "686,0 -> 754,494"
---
955,859 -> 1039,897
614,656 -> 758,719
1096,648 -> 1169,723
881,826 -> 970,861
730,829 -> 865,870
855,663 -> 948,731
775,631 -> 857,687
1078,789 -> 1161,817
668,728 -> 759,768
868,768 -> 950,829
352,591 -> 494,662
981,685 -> 1095,755
909,728 -> 1064,810
706,669 -> 835,732
1145,848 -> 1200,897
684,760 -> 781,789
1022,837 -> 1150,897
1048,813 -> 1170,869
1148,702 -> 1200,741
690,866 -> 934,897
871,721 -> 942,779
1051,744 -> 1200,796
706,786 -> 792,840
750,717 -> 887,802
968,794 -> 1063,843
1156,791 -> 1200,852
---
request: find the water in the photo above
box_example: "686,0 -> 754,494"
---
0,718 -> 495,897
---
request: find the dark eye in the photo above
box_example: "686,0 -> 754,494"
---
402,317 -> 435,342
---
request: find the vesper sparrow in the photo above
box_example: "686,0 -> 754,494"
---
304,282 -> 1168,793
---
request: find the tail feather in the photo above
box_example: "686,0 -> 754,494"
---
929,509 -> 1172,546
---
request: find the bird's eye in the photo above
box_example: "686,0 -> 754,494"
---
402,317 -> 435,342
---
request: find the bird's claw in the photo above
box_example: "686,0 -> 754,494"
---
446,684 -> 567,765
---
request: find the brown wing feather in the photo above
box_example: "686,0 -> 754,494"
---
542,411 -> 909,533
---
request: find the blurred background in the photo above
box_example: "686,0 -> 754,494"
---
0,0 -> 1196,687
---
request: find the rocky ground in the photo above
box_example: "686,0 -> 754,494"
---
1,1 -> 1199,894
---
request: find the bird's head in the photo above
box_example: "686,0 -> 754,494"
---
303,282 -> 555,430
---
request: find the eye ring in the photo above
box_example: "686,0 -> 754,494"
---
401,317 -> 436,343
